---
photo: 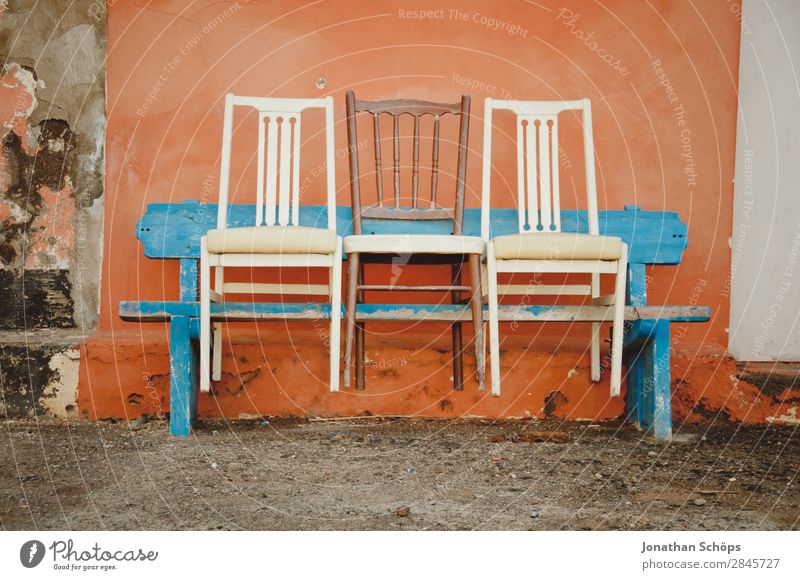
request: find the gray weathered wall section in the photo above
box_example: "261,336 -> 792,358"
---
730,0 -> 800,361
0,0 -> 105,417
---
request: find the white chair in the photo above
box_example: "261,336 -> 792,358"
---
481,98 -> 628,397
200,94 -> 341,393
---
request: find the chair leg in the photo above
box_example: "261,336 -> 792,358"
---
486,244 -> 502,396
212,324 -> 223,381
610,244 -> 629,397
590,272 -> 600,382
212,264 -> 224,381
329,239 -> 343,392
355,260 -> 366,390
481,262 -> 489,301
469,254 -> 485,391
451,262 -> 464,391
199,237 -> 211,393
343,252 -> 360,388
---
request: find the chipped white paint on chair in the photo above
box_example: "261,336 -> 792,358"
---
200,94 -> 341,393
481,98 -> 627,397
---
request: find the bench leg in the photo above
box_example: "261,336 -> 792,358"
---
451,262 -> 464,391
624,319 -> 673,441
648,319 -> 673,441
624,343 -> 646,431
169,315 -> 197,436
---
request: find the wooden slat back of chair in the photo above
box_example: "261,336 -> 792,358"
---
217,94 -> 337,232
481,98 -> 599,241
346,92 -> 471,235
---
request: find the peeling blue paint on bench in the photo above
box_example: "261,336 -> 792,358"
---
123,201 -> 706,441
136,202 -> 688,265
169,316 -> 197,437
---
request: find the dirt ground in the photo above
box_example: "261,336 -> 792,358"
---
1,417 -> 798,530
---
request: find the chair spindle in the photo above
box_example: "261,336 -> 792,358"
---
373,113 -> 383,206
393,113 -> 400,206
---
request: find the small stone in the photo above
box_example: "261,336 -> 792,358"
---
212,430 -> 219,436
594,473 -> 604,480
395,506 -> 411,517
530,511 -> 540,519
509,486 -> 524,492
648,451 -> 657,456
692,498 -> 707,506
211,462 -> 218,470
130,416 -> 147,430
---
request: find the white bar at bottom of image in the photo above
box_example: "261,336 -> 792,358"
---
0,531 -> 797,579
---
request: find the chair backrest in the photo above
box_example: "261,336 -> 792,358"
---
345,91 -> 471,235
480,98 -> 599,241
217,94 -> 336,232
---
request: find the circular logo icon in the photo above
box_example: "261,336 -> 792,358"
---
20,540 -> 46,568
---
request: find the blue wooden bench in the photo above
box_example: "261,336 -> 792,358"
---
120,201 -> 709,440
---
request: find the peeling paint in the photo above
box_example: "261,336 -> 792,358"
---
1,0 -> 106,418
0,197 -> 27,223
0,345 -> 59,416
41,348 -> 80,418
0,64 -> 43,154
25,180 -> 76,270
766,407 -> 800,425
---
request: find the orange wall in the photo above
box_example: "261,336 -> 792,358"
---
81,0 -> 780,424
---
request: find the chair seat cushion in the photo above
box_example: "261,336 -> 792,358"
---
492,232 -> 623,260
343,234 -> 485,255
206,226 -> 337,254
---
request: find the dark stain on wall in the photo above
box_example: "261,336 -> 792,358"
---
543,390 -> 568,418
0,119 -> 78,329
0,344 -> 59,417
737,369 -> 800,399
0,270 -> 74,330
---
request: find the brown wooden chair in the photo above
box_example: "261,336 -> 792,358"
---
343,91 -> 485,391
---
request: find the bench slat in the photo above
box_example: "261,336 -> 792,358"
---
136,202 -> 687,265
119,301 -> 710,323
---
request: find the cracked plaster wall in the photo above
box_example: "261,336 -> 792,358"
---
0,0 -> 105,418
